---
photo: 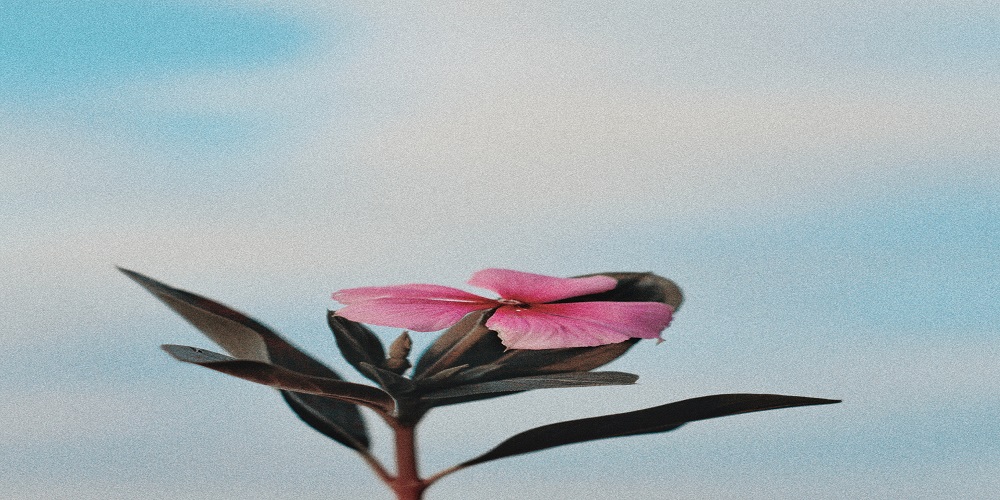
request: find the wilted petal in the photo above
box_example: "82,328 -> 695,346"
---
333,284 -> 497,332
487,301 -> 673,350
468,268 -> 618,303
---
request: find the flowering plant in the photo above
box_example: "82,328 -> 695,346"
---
123,268 -> 838,500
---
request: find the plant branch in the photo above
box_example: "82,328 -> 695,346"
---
358,450 -> 394,486
423,464 -> 463,487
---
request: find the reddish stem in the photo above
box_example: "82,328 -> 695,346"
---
389,423 -> 428,500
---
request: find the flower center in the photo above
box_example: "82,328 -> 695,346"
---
497,298 -> 528,309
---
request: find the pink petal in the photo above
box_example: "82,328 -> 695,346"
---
332,284 -> 496,331
485,301 -> 674,349
468,268 -> 618,303
333,284 -> 488,303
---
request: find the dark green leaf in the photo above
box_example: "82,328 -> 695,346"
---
422,371 -> 639,401
562,272 -> 683,309
163,345 -> 395,414
419,364 -> 472,386
281,392 -> 371,452
460,393 -> 840,468
476,339 -> 640,381
327,311 -> 387,383
121,268 -> 271,362
412,311 -> 506,379
357,362 -> 416,396
447,364 -> 503,383
120,268 -> 370,450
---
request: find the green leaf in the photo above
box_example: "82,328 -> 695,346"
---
280,392 -> 371,452
412,310 -> 506,379
120,268 -> 371,451
419,364 -> 472,387
163,345 -> 395,414
422,371 -> 639,402
357,362 -> 416,396
475,339 -> 640,381
327,312 -> 387,383
562,272 -> 683,309
459,394 -> 840,468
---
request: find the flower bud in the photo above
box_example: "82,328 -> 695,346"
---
385,331 -> 412,373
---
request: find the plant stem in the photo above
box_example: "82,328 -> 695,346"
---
424,464 -> 462,488
390,423 -> 427,500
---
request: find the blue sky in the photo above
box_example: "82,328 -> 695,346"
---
2,1 -> 998,499
1,1 -> 307,98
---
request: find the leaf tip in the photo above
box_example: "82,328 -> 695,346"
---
117,267 -> 162,292
161,344 -> 233,364
160,343 -> 191,361
116,266 -> 142,280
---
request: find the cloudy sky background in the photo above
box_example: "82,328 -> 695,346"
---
3,1 -> 998,498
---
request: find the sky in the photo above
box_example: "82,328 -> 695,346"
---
1,1 -> 998,498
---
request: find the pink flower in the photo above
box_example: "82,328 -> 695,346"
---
332,268 -> 674,350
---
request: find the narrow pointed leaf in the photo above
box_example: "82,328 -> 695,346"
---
422,371 -> 639,401
479,339 -> 640,381
357,362 -> 416,396
414,364 -> 521,407
419,364 -> 471,387
448,364 -> 504,383
460,394 -> 840,468
327,311 -> 388,382
163,345 -> 395,413
280,392 -> 372,452
120,268 -> 370,449
412,310 -> 506,379
121,268 -> 269,361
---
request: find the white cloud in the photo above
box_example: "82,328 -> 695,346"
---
8,0 -> 999,247
250,0 -> 1000,230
